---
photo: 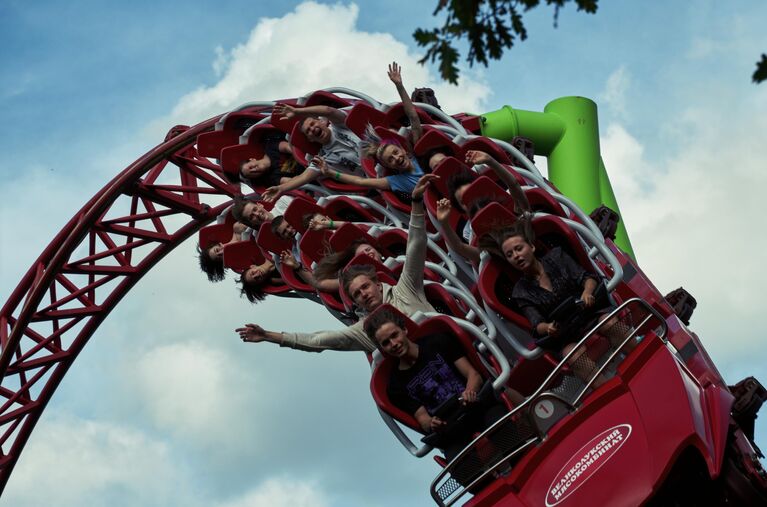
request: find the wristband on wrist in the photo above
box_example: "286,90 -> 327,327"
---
411,194 -> 423,203
334,171 -> 341,181
328,220 -> 335,229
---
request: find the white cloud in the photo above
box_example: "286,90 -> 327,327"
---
215,477 -> 330,507
213,45 -> 230,77
600,89 -> 767,361
133,341 -> 264,453
599,66 -> 631,120
150,1 -> 490,132
3,412 -> 185,507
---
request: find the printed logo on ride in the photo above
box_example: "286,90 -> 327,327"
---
545,424 -> 632,506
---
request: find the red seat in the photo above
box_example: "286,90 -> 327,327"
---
413,129 -> 460,159
198,223 -> 235,250
329,223 -> 376,253
475,212 -> 598,331
222,241 -> 267,273
368,305 -> 510,434
345,102 -> 387,137
460,176 -> 518,218
457,136 -> 513,166
470,202 -> 517,241
385,103 -> 437,130
282,91 -> 354,167
322,196 -> 382,224
525,187 -> 565,217
219,124 -> 287,183
424,156 -> 472,237
297,228 -> 346,312
283,197 -> 324,233
196,111 -> 265,158
222,241 -> 291,296
255,222 -> 293,256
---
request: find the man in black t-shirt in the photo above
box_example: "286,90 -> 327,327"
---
364,308 -> 507,462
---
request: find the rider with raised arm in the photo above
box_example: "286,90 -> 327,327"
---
328,62 -> 441,195
436,150 -> 531,265
236,175 -> 439,352
263,103 -> 362,202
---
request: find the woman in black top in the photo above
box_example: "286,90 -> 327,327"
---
481,220 -> 630,385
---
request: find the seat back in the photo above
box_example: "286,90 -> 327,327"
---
413,129 -> 459,159
197,112 -> 265,158
199,223 -> 234,249
345,102 -> 387,137
284,197 -> 324,233
256,222 -> 294,256
460,176 -> 516,216
457,136 -> 512,165
329,223 -> 376,253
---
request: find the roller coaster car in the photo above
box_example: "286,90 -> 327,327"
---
428,294 -> 767,506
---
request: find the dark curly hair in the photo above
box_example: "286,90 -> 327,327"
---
237,274 -> 269,304
197,243 -> 226,282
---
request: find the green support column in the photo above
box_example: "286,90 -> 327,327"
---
479,97 -> 636,259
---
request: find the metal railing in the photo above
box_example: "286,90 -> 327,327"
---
430,298 -> 667,506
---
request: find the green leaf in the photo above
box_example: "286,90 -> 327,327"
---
753,54 -> 767,84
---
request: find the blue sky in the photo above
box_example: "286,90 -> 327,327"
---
1,1 -> 767,505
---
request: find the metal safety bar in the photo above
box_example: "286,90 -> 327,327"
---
429,298 -> 667,505
317,87 -> 385,109
215,101 -> 277,129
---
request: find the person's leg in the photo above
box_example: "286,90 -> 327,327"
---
597,314 -> 637,352
563,342 -> 608,388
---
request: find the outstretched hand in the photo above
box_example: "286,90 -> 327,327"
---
465,150 -> 493,167
313,156 -> 331,177
272,103 -> 296,121
263,185 -> 282,203
233,221 -> 247,235
411,173 -> 439,200
387,62 -> 402,85
280,250 -> 299,269
436,198 -> 452,223
236,323 -> 267,343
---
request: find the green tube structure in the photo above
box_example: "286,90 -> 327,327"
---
479,96 -> 636,259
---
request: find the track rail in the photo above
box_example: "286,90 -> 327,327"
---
0,115 -> 241,492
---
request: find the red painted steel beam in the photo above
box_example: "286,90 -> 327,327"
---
0,112 -> 243,494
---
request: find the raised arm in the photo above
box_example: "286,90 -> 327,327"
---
388,62 -> 423,142
262,169 -> 319,203
465,150 -> 531,214
435,198 -> 480,265
237,321 -> 375,353
395,174 -> 437,297
316,155 -> 391,191
273,103 -> 346,125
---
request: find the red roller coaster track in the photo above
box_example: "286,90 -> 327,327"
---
0,114 -> 243,492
